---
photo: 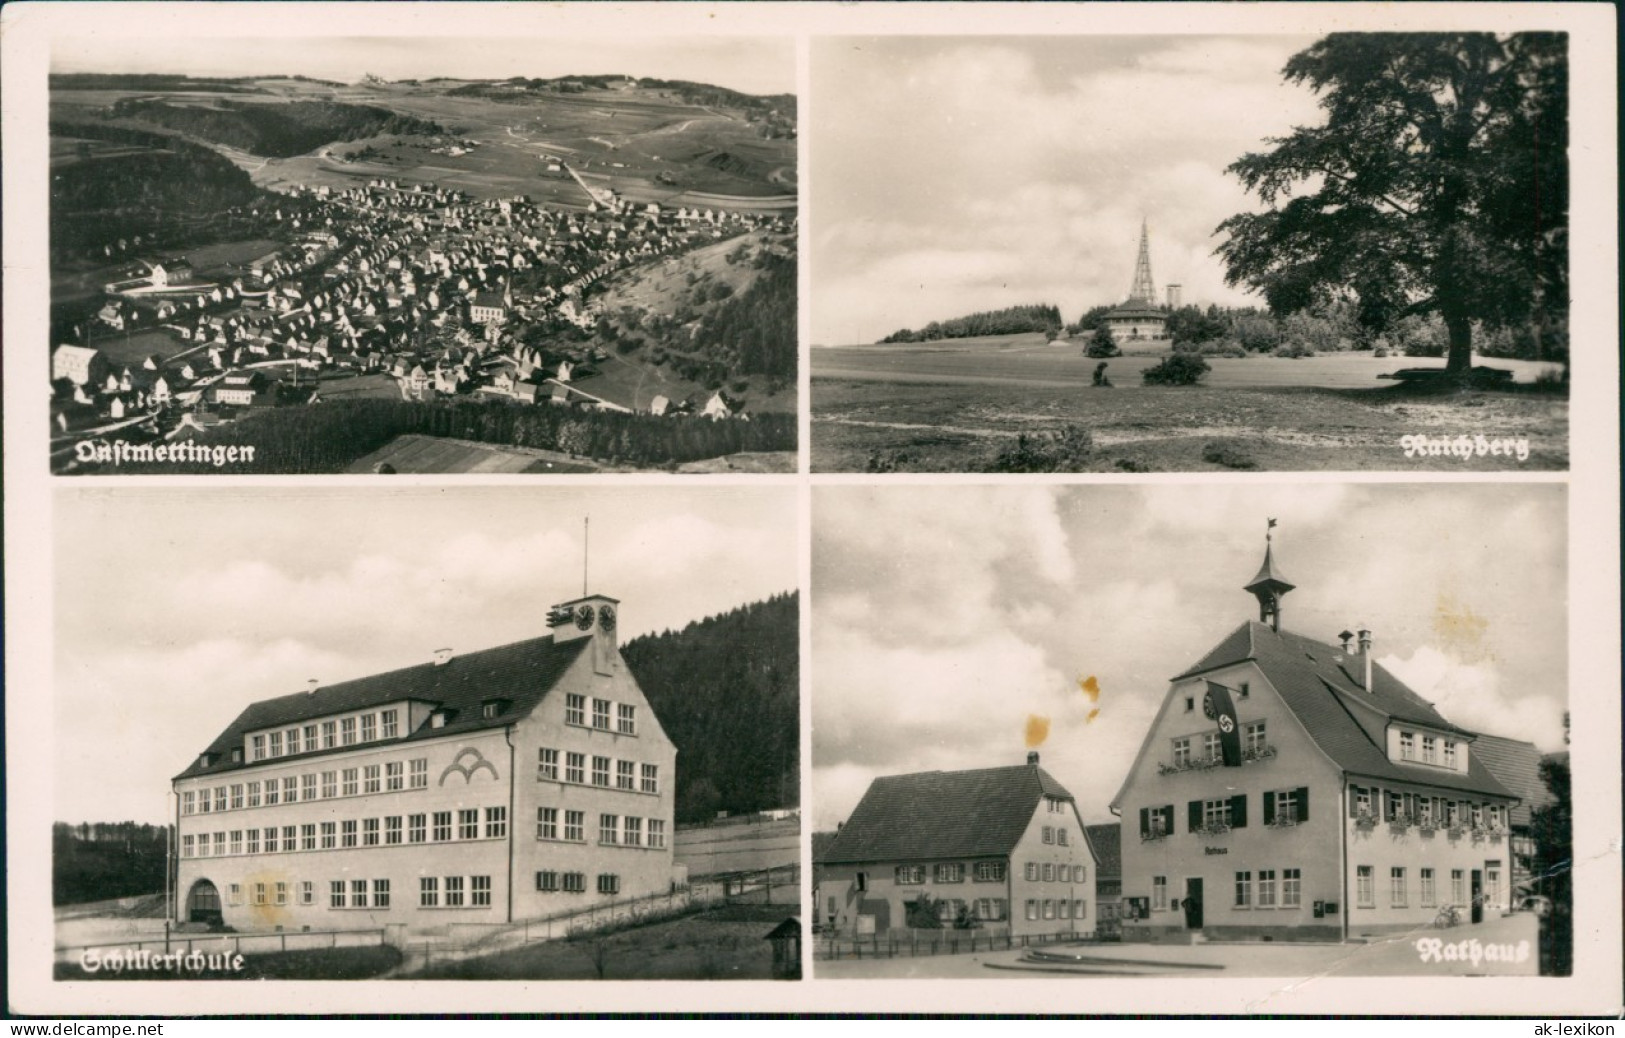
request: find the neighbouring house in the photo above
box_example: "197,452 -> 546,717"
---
1084,823 -> 1122,936
172,593 -> 678,931
53,345 -> 109,388
817,753 -> 1099,939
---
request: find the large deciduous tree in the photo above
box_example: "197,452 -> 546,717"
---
1216,34 -> 1568,374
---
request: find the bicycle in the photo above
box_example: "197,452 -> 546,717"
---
1432,903 -> 1462,929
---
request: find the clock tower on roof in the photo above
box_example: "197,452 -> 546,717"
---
1243,519 -> 1295,632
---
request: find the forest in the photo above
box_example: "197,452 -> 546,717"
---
104,98 -> 445,158
79,397 -> 797,474
54,822 -> 172,906
880,303 -> 1064,343
622,592 -> 799,824
683,249 -> 797,380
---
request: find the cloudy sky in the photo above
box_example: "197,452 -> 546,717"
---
810,35 -> 1322,345
52,35 -> 793,96
812,483 -> 1568,832
53,486 -> 797,824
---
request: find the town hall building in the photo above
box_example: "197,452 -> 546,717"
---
172,592 -> 678,932
1111,532 -> 1522,942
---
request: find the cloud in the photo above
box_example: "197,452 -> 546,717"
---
1383,646 -> 1566,752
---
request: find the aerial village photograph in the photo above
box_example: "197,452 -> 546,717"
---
811,483 -> 1571,978
809,34 -> 1570,472
46,36 -> 797,475
49,486 -> 802,980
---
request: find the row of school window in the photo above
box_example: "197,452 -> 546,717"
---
891,862 -> 1005,885
1172,720 -> 1268,764
1233,869 -> 1303,909
535,871 -> 621,896
563,694 -> 638,735
1396,730 -> 1460,768
536,808 -> 666,848
1024,899 -> 1088,921
251,709 -> 401,761
181,759 -> 430,815
1355,863 -> 1500,909
537,749 -> 658,793
179,807 -> 507,857
1139,788 -> 1311,837
1350,787 -> 1505,830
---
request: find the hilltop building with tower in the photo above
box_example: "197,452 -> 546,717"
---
1102,220 -> 1171,344
1110,527 -> 1526,942
170,591 -> 679,931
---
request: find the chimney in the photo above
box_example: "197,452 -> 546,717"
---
1338,630 -> 1354,654
432,647 -> 453,666
307,678 -> 319,695
1027,751 -> 1040,766
1357,627 -> 1373,690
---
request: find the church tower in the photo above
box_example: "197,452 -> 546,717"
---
1243,519 -> 1295,632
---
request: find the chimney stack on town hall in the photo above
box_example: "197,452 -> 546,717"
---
1027,751 -> 1040,766
1358,627 -> 1373,690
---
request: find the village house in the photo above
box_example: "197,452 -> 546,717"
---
818,753 -> 1100,939
171,593 -> 678,931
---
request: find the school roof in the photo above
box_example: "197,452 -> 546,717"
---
1168,620 -> 1514,800
175,634 -> 589,782
818,763 -> 1076,865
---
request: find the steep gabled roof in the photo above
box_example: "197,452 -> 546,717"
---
819,763 -> 1074,865
1170,621 -> 1513,800
1083,823 -> 1121,879
1472,734 -> 1556,828
176,635 -> 589,781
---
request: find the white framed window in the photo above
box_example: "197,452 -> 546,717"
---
564,810 -> 585,842
486,806 -> 507,839
1357,866 -> 1374,907
1042,863 -> 1054,882
592,756 -> 610,787
537,871 -> 560,892
471,876 -> 492,907
934,863 -> 963,883
641,763 -> 659,794
1203,732 -> 1222,761
321,721 -> 337,749
617,760 -> 635,791
283,728 -> 298,754
269,731 -> 283,758
433,811 -> 452,841
303,725 -> 318,753
1258,869 -> 1277,908
283,777 -> 298,803
444,876 -> 465,908
565,694 -> 586,726
302,774 -> 317,802
246,830 -> 260,855
351,879 -> 368,909
360,713 -> 377,742
1026,900 -> 1038,921
600,813 -> 619,845
1025,862 -> 1038,882
229,830 -> 243,855
592,698 -> 611,730
1057,828 -> 1068,846
1172,738 -> 1191,767
374,879 -> 391,909
342,768 -> 359,797
1452,869 -> 1465,904
254,882 -> 267,906
562,872 -> 587,894
539,748 -> 559,781
1486,862 -> 1502,907
252,735 -> 267,761
182,792 -> 196,815
386,761 -> 403,791
385,815 -> 403,845
230,785 -> 243,811
1420,868 -> 1437,907
247,781 -> 261,808
215,787 -> 228,812
276,881 -> 288,906
264,827 -> 279,853
1043,899 -> 1056,920
330,881 -> 346,909
1235,871 -> 1252,909
1153,877 -> 1167,911
617,704 -> 636,735
321,822 -> 336,849
623,816 -> 642,846
974,862 -> 1005,882
1058,899 -> 1071,920
419,877 -> 439,908
458,808 -> 479,840
1282,868 -> 1301,907
363,818 -> 380,846
409,758 -> 427,789
381,709 -> 399,739
301,823 -> 317,850
300,881 -> 314,906
1399,731 -> 1416,760
341,820 -> 357,848
1203,798 -> 1234,829
1244,721 -> 1267,755
1042,826 -> 1054,845
321,771 -> 337,799
1390,867 -> 1408,907
1422,735 -> 1437,764
648,819 -> 666,848
1444,741 -> 1458,768
181,835 -> 194,858
565,752 -> 585,784
409,814 -> 426,844
364,764 -> 381,794
341,717 -> 357,745
537,807 -> 559,840
597,874 -> 620,896
263,780 -> 279,807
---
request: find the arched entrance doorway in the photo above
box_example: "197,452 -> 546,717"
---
185,879 -> 223,925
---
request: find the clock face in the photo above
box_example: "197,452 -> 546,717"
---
575,604 -> 595,630
599,605 -> 616,631
1202,691 -> 1218,720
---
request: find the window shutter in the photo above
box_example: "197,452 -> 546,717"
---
1231,794 -> 1247,829
1139,807 -> 1150,839
1348,786 -> 1359,818
1293,786 -> 1308,822
1162,805 -> 1174,835
1375,787 -> 1385,821
1188,800 -> 1202,833
1263,791 -> 1277,826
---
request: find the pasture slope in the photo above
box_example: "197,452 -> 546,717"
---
811,336 -> 1568,472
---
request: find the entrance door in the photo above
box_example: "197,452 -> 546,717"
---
1470,870 -> 1484,924
186,879 -> 223,925
1183,878 -> 1204,929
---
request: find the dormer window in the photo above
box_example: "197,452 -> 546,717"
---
1444,741 -> 1458,768
481,699 -> 508,720
1422,735 -> 1437,764
429,709 -> 453,730
230,747 -> 244,764
1399,731 -> 1415,760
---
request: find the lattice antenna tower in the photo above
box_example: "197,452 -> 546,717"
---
1128,218 -> 1157,303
